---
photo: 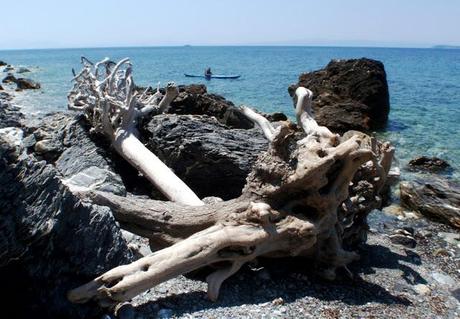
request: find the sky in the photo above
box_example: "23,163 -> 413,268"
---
1,0 -> 460,49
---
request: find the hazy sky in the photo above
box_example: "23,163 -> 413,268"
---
1,0 -> 459,49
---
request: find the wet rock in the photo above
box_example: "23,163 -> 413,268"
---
400,178 -> 460,229
0,61 -> 7,67
408,156 -> 451,173
143,114 -> 267,199
2,74 -> 16,84
0,132 -> 133,319
0,84 -> 3,90
16,67 -> 31,74
289,58 -> 390,133
15,77 -> 41,90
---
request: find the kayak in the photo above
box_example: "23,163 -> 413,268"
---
184,73 -> 241,79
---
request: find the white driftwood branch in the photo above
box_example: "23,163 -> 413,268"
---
239,105 -> 276,141
294,87 -> 335,139
68,57 -> 203,206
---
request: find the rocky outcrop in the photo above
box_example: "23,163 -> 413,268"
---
0,61 -> 7,67
167,84 -> 254,129
0,130 -> 133,318
16,67 -> 31,74
0,93 -> 23,128
400,177 -> 460,229
408,156 -> 451,173
2,74 -> 16,84
142,114 -> 268,199
15,77 -> 41,90
289,58 -> 390,133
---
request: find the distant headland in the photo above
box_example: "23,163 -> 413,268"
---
432,45 -> 460,49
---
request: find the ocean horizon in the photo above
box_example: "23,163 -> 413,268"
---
1,45 -> 459,180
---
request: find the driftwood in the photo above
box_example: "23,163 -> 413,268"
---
66,58 -> 393,307
67,57 -> 202,206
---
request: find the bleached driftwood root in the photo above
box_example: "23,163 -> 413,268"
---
68,57 -> 202,206
67,61 -> 394,306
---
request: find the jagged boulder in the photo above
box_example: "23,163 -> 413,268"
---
289,58 -> 390,133
2,74 -> 16,84
167,84 -> 254,129
16,77 -> 41,90
401,177 -> 460,229
0,131 -> 133,319
408,156 -> 451,173
142,114 -> 268,199
0,93 -> 23,128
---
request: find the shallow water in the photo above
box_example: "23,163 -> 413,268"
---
1,46 -> 459,180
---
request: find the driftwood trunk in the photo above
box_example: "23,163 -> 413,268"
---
66,60 -> 394,307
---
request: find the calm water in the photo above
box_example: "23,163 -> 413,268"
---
1,46 -> 459,180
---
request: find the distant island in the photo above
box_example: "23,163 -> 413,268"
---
432,45 -> 460,49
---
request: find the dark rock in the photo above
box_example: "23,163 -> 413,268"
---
30,113 -> 126,195
2,74 -> 16,84
389,232 -> 417,248
400,178 -> 460,229
0,94 -> 23,128
16,67 -> 31,74
0,132 -> 133,318
15,77 -> 41,90
168,84 -> 254,129
262,111 -> 288,122
408,156 -> 451,173
0,61 -> 7,67
0,84 -> 3,90
289,58 -> 390,133
142,114 -> 268,199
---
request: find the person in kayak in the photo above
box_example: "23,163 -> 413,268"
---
204,67 -> 212,78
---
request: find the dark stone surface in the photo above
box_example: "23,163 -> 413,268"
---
27,113 -> 127,195
289,58 -> 390,133
0,84 -> 3,90
167,84 -> 254,129
0,61 -> 7,67
408,156 -> 451,173
15,77 -> 41,90
142,114 -> 268,199
0,93 -> 23,128
2,73 -> 16,84
401,177 -> 460,229
0,132 -> 133,319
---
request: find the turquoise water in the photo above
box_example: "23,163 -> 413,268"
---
1,46 -> 459,180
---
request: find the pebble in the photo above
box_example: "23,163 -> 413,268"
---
431,272 -> 457,287
389,233 -> 417,248
413,284 -> 431,296
272,297 -> 285,305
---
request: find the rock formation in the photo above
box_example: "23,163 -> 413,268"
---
15,77 -> 41,90
408,156 -> 451,173
0,109 -> 133,318
401,178 -> 460,229
289,58 -> 390,133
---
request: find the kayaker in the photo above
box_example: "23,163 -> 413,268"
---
204,67 -> 212,77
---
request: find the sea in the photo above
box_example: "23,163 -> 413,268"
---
1,46 -> 459,181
